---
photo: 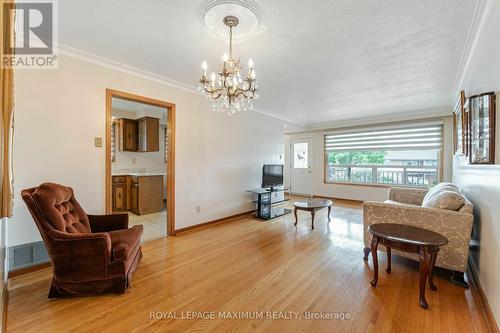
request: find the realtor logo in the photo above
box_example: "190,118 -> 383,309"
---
2,0 -> 58,69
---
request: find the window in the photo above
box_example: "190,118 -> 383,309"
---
324,124 -> 442,187
293,142 -> 308,168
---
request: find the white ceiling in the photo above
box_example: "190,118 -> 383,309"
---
59,0 -> 476,126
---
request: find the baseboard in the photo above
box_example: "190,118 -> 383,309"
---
467,256 -> 500,333
175,210 -> 256,234
7,262 -> 51,279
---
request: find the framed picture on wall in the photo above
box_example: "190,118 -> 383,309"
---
469,92 -> 496,164
453,91 -> 466,155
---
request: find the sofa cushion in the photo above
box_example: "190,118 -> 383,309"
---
422,183 -> 459,204
384,200 -> 419,207
422,190 -> 465,211
108,225 -> 143,262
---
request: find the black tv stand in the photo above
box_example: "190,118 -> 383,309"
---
247,187 -> 291,220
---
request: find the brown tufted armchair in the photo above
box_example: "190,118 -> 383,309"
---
21,182 -> 143,298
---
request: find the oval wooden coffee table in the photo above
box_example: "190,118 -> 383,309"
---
293,199 -> 332,230
368,223 -> 448,309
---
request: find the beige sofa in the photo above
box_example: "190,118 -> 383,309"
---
363,183 -> 473,285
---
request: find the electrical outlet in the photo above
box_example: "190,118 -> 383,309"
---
94,137 -> 102,147
196,206 -> 201,213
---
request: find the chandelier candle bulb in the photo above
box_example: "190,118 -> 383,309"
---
202,61 -> 207,77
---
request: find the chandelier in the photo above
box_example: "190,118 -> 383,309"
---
198,15 -> 259,115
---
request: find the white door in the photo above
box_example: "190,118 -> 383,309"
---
290,138 -> 313,196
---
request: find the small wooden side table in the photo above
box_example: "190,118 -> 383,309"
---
367,223 -> 449,309
293,199 -> 332,230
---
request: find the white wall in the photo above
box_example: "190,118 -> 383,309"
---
453,0 -> 500,324
10,53 -> 284,247
284,116 -> 453,202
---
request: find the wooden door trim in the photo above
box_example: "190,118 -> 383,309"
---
105,89 -> 176,236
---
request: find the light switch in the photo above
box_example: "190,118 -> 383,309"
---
94,137 -> 103,147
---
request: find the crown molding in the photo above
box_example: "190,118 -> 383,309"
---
305,107 -> 451,132
59,44 -> 197,93
58,43 -> 306,127
452,0 -> 495,99
251,106 -> 307,128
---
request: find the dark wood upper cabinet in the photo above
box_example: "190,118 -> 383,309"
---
118,118 -> 137,151
117,117 -> 159,152
137,117 -> 160,152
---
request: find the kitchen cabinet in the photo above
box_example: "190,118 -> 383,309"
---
129,175 -> 163,215
112,174 -> 164,215
137,117 -> 159,152
130,180 -> 138,214
112,176 -> 128,211
117,117 -> 159,152
118,118 -> 137,151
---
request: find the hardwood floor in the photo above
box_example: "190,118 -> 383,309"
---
7,200 -> 489,332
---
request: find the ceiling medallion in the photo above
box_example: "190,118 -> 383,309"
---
198,0 -> 264,42
198,15 -> 259,115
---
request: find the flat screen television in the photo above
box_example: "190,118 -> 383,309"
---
262,164 -> 284,189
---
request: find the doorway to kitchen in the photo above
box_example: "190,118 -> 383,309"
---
105,89 -> 176,241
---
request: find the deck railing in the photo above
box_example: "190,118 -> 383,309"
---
326,164 -> 438,187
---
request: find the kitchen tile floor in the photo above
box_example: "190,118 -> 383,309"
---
128,208 -> 167,242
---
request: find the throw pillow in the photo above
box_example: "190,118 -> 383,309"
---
422,190 -> 465,211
